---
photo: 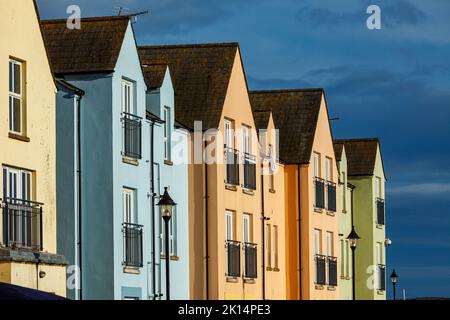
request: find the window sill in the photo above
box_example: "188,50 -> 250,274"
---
266,267 -> 273,271
123,266 -> 141,274
342,210 -> 347,214
376,224 -> 384,229
243,278 -> 256,284
122,157 -> 139,166
226,276 -> 239,283
326,211 -> 336,217
272,267 -> 280,272
377,290 -> 385,295
225,184 -> 238,191
164,160 -> 173,166
269,189 -> 276,194
160,254 -> 179,261
242,188 -> 255,196
314,208 -> 323,213
9,133 -> 30,142
327,286 -> 336,291
314,285 -> 325,290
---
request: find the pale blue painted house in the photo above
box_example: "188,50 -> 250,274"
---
142,64 -> 190,300
43,16 -> 189,300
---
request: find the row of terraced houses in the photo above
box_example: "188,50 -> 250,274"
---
0,0 -> 390,300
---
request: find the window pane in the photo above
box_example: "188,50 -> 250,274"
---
11,97 -> 21,133
14,63 -> 21,94
9,62 -> 13,92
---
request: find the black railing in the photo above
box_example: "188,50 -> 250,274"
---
226,240 -> 240,277
122,223 -> 143,268
225,147 -> 239,186
327,256 -> 338,286
243,153 -> 256,190
244,242 -> 257,279
1,198 -> 43,251
377,264 -> 386,290
376,198 -> 385,225
327,182 -> 337,212
315,254 -> 326,285
122,112 -> 142,160
314,177 -> 325,209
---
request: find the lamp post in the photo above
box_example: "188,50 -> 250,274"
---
390,269 -> 398,300
157,187 -> 177,301
347,226 -> 360,300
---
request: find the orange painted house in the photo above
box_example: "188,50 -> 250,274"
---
252,110 -> 287,300
250,89 -> 340,300
140,43 -> 264,300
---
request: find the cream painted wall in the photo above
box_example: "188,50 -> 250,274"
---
0,0 -> 63,296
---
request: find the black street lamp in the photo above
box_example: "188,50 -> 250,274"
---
347,226 -> 360,301
157,187 -> 177,301
390,269 -> 398,300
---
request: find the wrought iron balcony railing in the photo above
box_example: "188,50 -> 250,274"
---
122,112 -> 142,160
314,177 -> 325,209
1,198 -> 43,251
377,264 -> 386,290
327,256 -> 338,286
122,222 -> 143,268
225,147 -> 239,186
376,198 -> 385,225
326,181 -> 337,212
226,240 -> 241,278
243,242 -> 257,279
243,153 -> 256,190
315,254 -> 327,285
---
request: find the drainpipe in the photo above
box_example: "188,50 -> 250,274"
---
76,93 -> 83,300
297,164 -> 302,300
150,120 -> 156,300
204,139 -> 209,300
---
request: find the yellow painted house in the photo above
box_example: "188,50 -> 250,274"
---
0,0 -> 66,296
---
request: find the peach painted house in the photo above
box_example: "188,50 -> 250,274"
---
139,43 -> 264,300
250,89 -> 340,300
252,110 -> 287,300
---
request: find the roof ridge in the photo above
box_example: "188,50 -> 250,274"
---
334,138 -> 379,143
41,15 -> 131,24
250,88 -> 324,94
139,42 -> 239,49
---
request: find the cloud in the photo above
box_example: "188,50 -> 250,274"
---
295,0 -> 428,30
389,183 -> 450,195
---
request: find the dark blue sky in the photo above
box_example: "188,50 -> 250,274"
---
37,0 -> 450,298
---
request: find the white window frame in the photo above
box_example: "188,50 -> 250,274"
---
161,206 -> 177,256
272,225 -> 278,269
242,125 -> 250,155
224,119 -> 233,148
243,213 -> 251,244
9,59 -> 23,135
3,166 -> 33,201
326,231 -> 333,257
326,157 -> 331,181
266,223 -> 272,268
314,152 -> 320,177
376,176 -> 382,199
164,106 -> 171,161
314,229 -> 321,255
268,144 -> 275,190
122,188 -> 135,224
225,210 -> 234,241
121,79 -> 134,114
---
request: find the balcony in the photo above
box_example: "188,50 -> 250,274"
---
315,254 -> 326,285
1,198 -> 43,251
376,264 -> 386,290
225,147 -> 239,186
243,153 -> 256,190
243,242 -> 257,279
327,256 -> 338,286
314,177 -> 325,209
376,198 -> 385,225
122,223 -> 143,268
226,240 -> 240,278
326,182 -> 337,212
122,112 -> 142,160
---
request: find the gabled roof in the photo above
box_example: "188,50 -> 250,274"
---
142,64 -> 169,90
138,43 -> 239,129
41,16 -> 130,75
333,142 -> 344,161
252,110 -> 271,131
250,89 -> 324,164
333,138 -> 381,176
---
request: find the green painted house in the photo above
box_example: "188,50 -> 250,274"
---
334,138 -> 388,300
